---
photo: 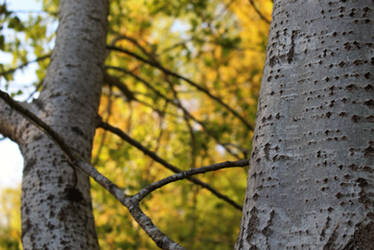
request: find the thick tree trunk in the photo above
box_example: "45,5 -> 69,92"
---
236,0 -> 374,249
9,0 -> 108,249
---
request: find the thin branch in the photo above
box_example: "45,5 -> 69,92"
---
0,54 -> 51,77
111,34 -> 156,62
0,90 -> 184,250
248,0 -> 271,24
144,101 -> 168,174
0,90 -> 76,160
134,159 -> 249,202
104,73 -> 179,118
97,120 -> 243,210
106,45 -> 253,131
106,67 -> 243,158
92,85 -> 113,166
164,76 -> 197,168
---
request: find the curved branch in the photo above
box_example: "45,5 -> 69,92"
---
0,54 -> 51,77
107,45 -> 253,131
97,119 -> 244,210
248,0 -> 271,24
0,90 -> 184,250
134,159 -> 249,202
106,67 -> 243,158
0,92 -> 28,142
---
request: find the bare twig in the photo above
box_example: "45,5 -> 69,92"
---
164,76 -> 197,168
97,120 -> 244,210
105,67 -> 243,158
248,0 -> 271,24
0,54 -> 51,77
111,34 -> 157,62
92,85 -> 113,166
134,159 -> 249,202
0,90 -> 184,250
106,45 -> 253,131
104,73 -> 179,117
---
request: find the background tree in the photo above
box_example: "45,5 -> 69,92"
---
0,0 -> 271,249
236,0 -> 374,249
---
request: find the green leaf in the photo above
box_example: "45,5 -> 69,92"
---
8,16 -> 25,31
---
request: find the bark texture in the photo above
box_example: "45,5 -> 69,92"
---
17,0 -> 108,249
236,0 -> 374,249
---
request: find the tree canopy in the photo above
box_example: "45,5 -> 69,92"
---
0,0 -> 272,249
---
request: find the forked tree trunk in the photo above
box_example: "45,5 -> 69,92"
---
236,0 -> 374,249
12,0 -> 107,249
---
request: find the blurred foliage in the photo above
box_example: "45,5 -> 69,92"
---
0,0 -> 272,249
0,187 -> 21,249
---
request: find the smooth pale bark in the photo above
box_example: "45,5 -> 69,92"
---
237,0 -> 374,249
0,0 -> 108,249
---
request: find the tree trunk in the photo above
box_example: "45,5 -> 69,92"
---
236,0 -> 374,249
0,0 -> 108,249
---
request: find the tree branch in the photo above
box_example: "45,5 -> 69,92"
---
0,54 -> 51,77
0,90 -> 184,250
248,0 -> 271,24
134,159 -> 249,202
104,73 -> 180,118
106,45 -> 253,131
97,119 -> 244,210
0,93 -> 27,142
105,67 -> 244,158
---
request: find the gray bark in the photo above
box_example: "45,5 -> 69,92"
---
0,0 -> 108,249
236,0 -> 374,249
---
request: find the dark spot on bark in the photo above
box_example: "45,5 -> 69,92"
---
320,216 -> 331,240
353,59 -> 362,65
33,134 -> 43,141
323,225 -> 339,250
23,158 -> 36,176
246,207 -> 259,244
22,219 -> 32,239
32,99 -> 45,110
353,41 -> 360,49
346,84 -> 356,90
351,115 -> 360,122
269,56 -> 278,67
264,143 -> 271,160
47,194 -> 55,201
357,178 -> 368,187
344,174 -> 351,179
344,42 -> 352,50
364,99 -> 374,108
47,222 -> 55,230
64,187 -> 84,202
364,145 -> 374,157
71,126 -> 85,138
367,116 -> 374,122
365,84 -> 374,91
